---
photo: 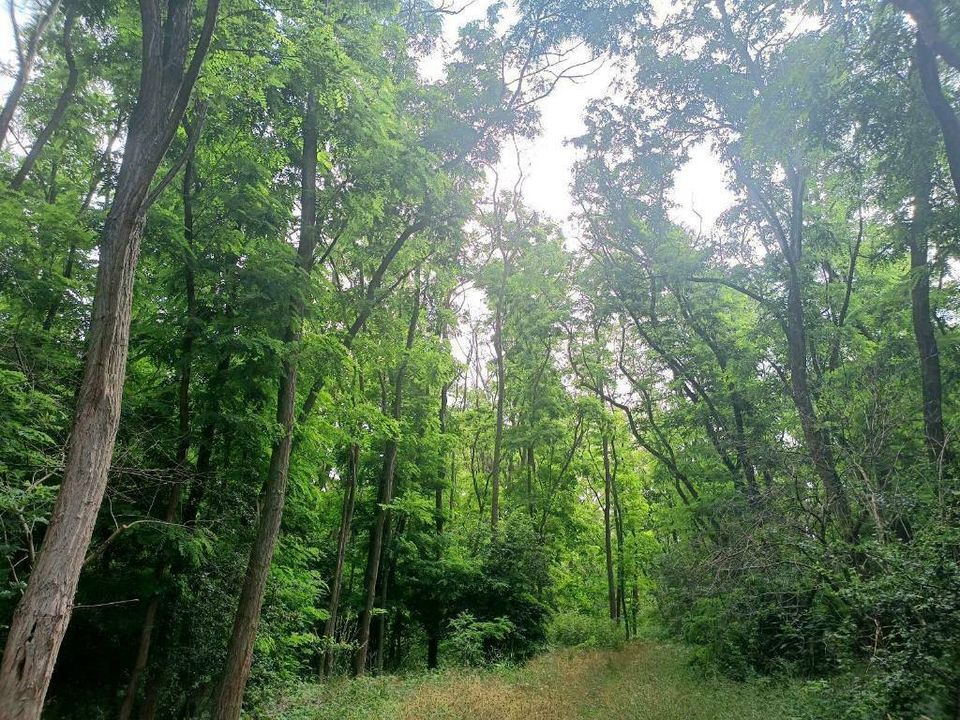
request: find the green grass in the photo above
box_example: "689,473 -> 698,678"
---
253,641 -> 808,719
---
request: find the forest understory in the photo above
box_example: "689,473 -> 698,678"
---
1,0 -> 959,717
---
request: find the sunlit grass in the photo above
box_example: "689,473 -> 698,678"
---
255,642 -> 805,720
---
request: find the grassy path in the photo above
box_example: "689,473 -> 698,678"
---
258,642 -> 803,720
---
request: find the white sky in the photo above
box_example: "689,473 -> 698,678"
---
421,1 -> 732,240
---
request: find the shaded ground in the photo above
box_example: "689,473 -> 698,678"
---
257,641 -> 804,720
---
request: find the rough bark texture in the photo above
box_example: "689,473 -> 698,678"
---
213,91 -> 319,720
0,0 -> 218,712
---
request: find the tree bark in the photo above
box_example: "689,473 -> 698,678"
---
213,90 -> 319,720
0,0 -> 218,712
353,288 -> 420,676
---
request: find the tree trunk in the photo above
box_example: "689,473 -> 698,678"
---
118,156 -> 199,720
783,169 -> 851,528
322,443 -> 359,677
609,436 -> 627,635
373,514 -> 396,674
916,35 -> 960,201
0,0 -> 63,147
10,6 -> 78,190
907,159 -> 946,459
212,91 -> 319,720
353,288 -> 420,676
490,300 -> 505,535
601,433 -> 617,621
0,0 -> 218,707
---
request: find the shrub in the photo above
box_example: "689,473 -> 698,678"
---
444,612 -> 516,666
546,611 -> 624,650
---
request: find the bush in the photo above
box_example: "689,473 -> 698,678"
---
443,612 -> 515,666
546,611 -> 624,650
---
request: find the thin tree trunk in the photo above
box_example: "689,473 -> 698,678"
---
213,90 -> 319,720
10,6 -> 78,190
783,169 -> 851,528
0,0 -> 63,147
373,514 -> 397,674
609,436 -> 627,635
322,443 -> 359,677
0,0 -> 218,710
354,288 -> 420,676
118,156 -> 199,720
601,433 -> 617,621
490,300 -> 505,535
907,159 -> 946,458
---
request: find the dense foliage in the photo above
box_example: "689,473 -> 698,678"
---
0,0 -> 958,717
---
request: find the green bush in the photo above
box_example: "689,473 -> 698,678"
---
546,611 -> 625,650
444,612 -> 516,666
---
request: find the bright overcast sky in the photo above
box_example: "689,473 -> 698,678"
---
421,1 -> 734,239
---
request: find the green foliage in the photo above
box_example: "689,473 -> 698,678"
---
443,612 -> 515,667
546,612 -> 624,650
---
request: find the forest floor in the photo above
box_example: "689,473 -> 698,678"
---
257,641 -> 806,719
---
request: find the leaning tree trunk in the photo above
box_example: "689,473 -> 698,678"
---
10,6 -> 79,190
0,0 -> 62,147
213,91 -> 319,720
0,0 -> 218,712
915,35 -> 960,201
354,289 -> 420,677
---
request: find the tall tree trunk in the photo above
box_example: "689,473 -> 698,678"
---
373,514 -> 398,674
0,0 -> 218,712
118,156 -> 199,720
354,288 -> 420,676
213,91 -> 319,720
601,433 -> 617,621
783,169 -> 851,528
609,437 -> 628,637
490,300 -> 505,535
10,6 -> 78,190
321,443 -> 359,677
0,0 -> 62,147
908,159 -> 946,458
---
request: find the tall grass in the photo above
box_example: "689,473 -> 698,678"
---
254,641 -> 805,720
